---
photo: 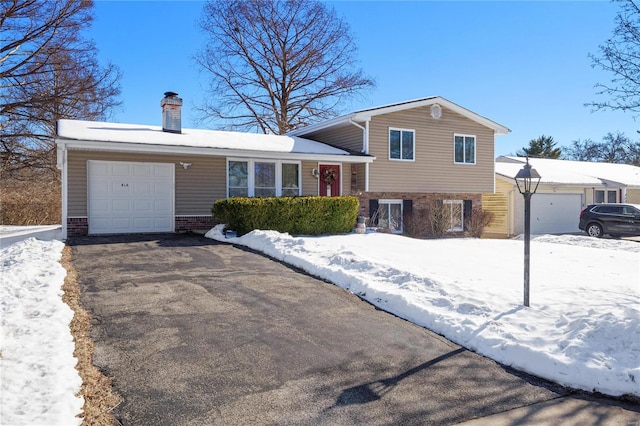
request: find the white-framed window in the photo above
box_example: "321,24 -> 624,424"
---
227,159 -> 301,197
389,128 -> 415,161
443,199 -> 464,232
595,189 -> 617,203
378,199 -> 403,233
454,134 -> 476,164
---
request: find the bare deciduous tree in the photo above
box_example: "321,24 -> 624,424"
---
588,0 -> 640,114
195,0 -> 374,134
1,0 -> 121,179
563,132 -> 640,165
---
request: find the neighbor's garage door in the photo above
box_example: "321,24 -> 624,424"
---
531,193 -> 582,234
88,161 -> 174,234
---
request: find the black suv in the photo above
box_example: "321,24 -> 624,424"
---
579,203 -> 640,238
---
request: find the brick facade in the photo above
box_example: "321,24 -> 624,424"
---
354,192 -> 484,238
67,217 -> 88,237
66,216 -> 217,237
175,215 -> 217,232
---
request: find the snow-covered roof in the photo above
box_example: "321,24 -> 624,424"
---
496,156 -> 640,187
56,119 -> 372,161
289,96 -> 511,137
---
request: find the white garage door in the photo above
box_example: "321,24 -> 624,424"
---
531,194 -> 582,234
88,161 -> 174,234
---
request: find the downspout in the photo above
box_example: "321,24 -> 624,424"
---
56,141 -> 68,240
349,118 -> 371,192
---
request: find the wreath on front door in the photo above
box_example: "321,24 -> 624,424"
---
322,167 -> 337,185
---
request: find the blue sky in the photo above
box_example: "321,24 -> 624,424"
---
88,1 -> 638,156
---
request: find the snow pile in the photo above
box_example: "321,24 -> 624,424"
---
1,238 -> 83,426
206,226 -> 640,398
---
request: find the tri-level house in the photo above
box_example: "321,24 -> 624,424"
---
56,94 -> 509,238
289,97 -> 510,234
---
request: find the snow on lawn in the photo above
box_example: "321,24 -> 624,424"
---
1,238 -> 83,426
206,226 -> 640,398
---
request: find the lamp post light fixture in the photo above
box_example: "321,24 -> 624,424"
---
514,157 -> 541,307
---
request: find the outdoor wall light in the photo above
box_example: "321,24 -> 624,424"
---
514,157 -> 541,307
180,162 -> 192,170
311,168 -> 319,178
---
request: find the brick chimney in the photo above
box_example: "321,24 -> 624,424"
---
161,91 -> 183,133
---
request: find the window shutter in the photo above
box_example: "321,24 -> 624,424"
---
369,199 -> 379,226
463,200 -> 473,229
403,199 -> 413,223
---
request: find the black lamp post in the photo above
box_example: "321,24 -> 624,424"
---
514,157 -> 541,307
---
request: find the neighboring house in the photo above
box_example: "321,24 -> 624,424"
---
483,156 -> 640,237
56,93 -> 373,239
289,97 -> 510,234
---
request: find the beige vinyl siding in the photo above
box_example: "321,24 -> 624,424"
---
341,164 -> 349,195
301,161 -> 318,196
175,156 -> 225,215
368,106 -> 495,193
67,150 -> 226,216
626,189 -> 640,204
303,124 -> 363,152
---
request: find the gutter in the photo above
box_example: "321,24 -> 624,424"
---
56,139 -> 375,164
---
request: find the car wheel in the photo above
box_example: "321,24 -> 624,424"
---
586,223 -> 603,238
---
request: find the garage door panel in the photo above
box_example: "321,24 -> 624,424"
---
154,182 -> 171,195
111,182 -> 131,195
134,199 -> 152,212
112,199 -> 132,212
88,161 -> 174,234
91,163 -> 109,176
133,217 -> 152,230
133,181 -> 152,195
112,217 -> 132,231
90,218 -> 110,232
133,164 -> 153,177
92,199 -> 109,211
112,164 -> 131,176
154,165 -> 172,177
154,217 -> 172,229
154,199 -> 172,212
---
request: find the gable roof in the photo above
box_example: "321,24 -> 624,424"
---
56,119 -> 373,163
288,96 -> 511,136
496,156 -> 640,188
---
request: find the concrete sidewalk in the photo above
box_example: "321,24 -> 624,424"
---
457,396 -> 639,425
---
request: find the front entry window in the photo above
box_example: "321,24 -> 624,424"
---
282,163 -> 299,196
228,161 -> 249,197
254,162 -> 276,197
227,159 -> 300,197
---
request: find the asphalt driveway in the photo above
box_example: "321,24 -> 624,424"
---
69,233 -> 571,425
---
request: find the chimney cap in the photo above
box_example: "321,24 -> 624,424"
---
164,91 -> 179,97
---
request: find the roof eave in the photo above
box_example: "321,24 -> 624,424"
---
292,97 -> 510,136
287,113 -> 358,136
56,138 -> 375,163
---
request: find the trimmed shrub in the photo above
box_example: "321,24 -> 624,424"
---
212,196 -> 359,236
465,208 -> 495,238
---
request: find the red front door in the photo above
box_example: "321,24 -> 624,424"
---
319,164 -> 340,196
